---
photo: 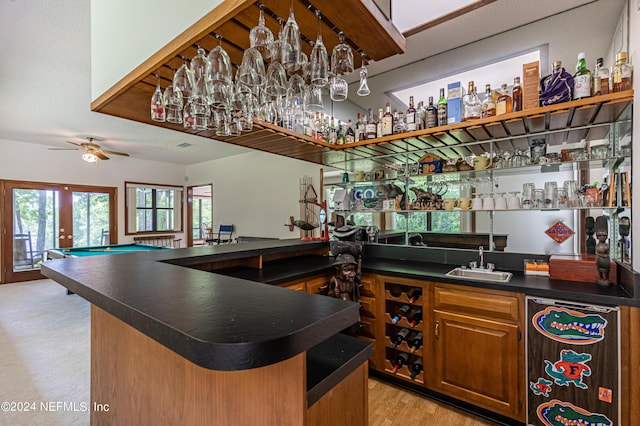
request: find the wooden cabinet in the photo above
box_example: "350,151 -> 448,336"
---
431,284 -> 524,421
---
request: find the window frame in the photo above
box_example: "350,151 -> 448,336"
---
125,181 -> 184,235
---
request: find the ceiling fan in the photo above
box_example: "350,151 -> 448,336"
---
50,136 -> 130,163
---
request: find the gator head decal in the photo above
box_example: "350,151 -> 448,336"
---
537,399 -> 612,426
532,307 -> 607,344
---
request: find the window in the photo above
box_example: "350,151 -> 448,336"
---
125,182 -> 183,234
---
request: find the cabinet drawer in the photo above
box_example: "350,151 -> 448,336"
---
359,275 -> 377,298
358,317 -> 376,340
359,296 -> 376,319
280,281 -> 306,292
433,285 -> 520,323
306,276 -> 329,295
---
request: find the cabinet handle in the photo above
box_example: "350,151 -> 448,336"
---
435,321 -> 439,339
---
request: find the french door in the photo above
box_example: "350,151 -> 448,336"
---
1,180 -> 117,283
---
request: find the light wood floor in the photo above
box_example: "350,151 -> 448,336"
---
368,377 -> 498,425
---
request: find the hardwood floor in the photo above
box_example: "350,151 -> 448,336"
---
368,378 -> 498,425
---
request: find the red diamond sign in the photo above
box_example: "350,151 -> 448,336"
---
545,221 -> 575,244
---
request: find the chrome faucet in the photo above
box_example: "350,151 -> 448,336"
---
479,246 -> 484,269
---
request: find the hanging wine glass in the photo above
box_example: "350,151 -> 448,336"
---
206,35 -> 233,85
250,3 -> 274,60
331,32 -> 354,76
270,17 -> 285,63
281,0 -> 301,75
309,11 -> 328,87
163,82 -> 183,124
357,56 -> 370,96
150,74 -> 166,122
238,47 -> 266,88
173,56 -> 195,100
190,46 -> 208,84
265,61 -> 287,97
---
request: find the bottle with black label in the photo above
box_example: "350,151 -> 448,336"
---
425,96 -> 437,128
409,331 -> 423,353
437,88 -> 447,127
391,352 -> 409,373
392,328 -> 410,348
391,304 -> 410,324
405,96 -> 417,132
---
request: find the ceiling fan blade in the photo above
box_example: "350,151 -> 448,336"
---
49,147 -> 79,150
101,149 -> 130,157
96,152 -> 110,160
65,141 -> 82,147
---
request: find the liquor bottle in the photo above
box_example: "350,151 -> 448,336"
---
376,108 -> 384,138
481,84 -> 496,118
336,122 -> 345,145
345,120 -> 355,144
392,328 -> 410,348
416,101 -> 426,130
355,113 -> 362,142
328,116 -> 337,144
425,96 -> 437,128
593,57 -> 610,95
407,287 -> 422,303
393,110 -> 405,134
409,332 -> 423,353
462,81 -> 481,121
410,357 -> 423,379
573,52 -> 592,99
495,83 -> 513,116
366,108 -> 377,139
437,88 -> 448,127
408,307 -> 422,327
381,103 -> 394,136
405,96 -> 417,132
391,352 -> 409,373
313,112 -> 323,141
391,304 -> 410,324
612,51 -> 633,92
512,77 -> 523,112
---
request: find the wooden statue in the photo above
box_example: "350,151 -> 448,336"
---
595,215 -> 610,287
328,253 -> 359,301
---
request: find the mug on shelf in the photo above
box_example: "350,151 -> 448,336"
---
471,196 -> 483,210
443,198 -> 458,211
472,155 -> 493,170
355,170 -> 366,181
457,197 -> 472,210
494,193 -> 507,210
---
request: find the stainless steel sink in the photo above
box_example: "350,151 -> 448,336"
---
446,267 -> 513,283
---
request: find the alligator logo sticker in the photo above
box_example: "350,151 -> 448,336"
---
537,399 -> 612,426
530,378 -> 553,397
532,307 -> 607,344
544,349 -> 591,389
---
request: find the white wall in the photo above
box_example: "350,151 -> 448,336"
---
91,0 -> 221,100
0,139 -> 188,243
187,151 -> 323,239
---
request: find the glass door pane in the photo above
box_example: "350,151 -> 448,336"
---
72,192 -> 111,247
12,188 -> 60,272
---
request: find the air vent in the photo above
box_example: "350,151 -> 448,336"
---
176,142 -> 192,148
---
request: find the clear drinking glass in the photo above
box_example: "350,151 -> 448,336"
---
173,57 -> 195,100
303,84 -> 323,111
281,0 -> 302,74
331,32 -> 354,76
309,11 -> 329,87
206,41 -> 233,85
250,5 -> 274,60
330,75 -> 348,101
265,61 -> 288,97
357,59 -> 370,96
522,183 -> 535,209
150,75 -> 166,122
190,47 -> 208,84
238,47 -> 266,88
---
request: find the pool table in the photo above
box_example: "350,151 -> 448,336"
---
47,243 -> 171,259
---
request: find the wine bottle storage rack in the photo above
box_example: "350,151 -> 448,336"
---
384,285 -> 424,305
385,301 -> 423,329
384,348 -> 424,385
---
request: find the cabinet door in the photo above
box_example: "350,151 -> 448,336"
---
306,276 -> 330,295
432,310 -> 521,419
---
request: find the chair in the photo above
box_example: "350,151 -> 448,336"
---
208,225 -> 234,245
13,232 -> 43,269
100,229 -> 110,245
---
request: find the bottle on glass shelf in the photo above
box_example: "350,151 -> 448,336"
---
407,287 -> 422,303
336,122 -> 345,145
328,117 -> 337,144
392,328 -> 410,348
366,108 -> 377,139
393,110 -> 405,134
437,88 -> 448,126
462,81 -> 481,121
481,84 -> 496,118
593,57 -> 610,96
416,101 -> 426,130
573,52 -> 592,99
612,51 -> 633,92
496,83 -> 513,115
345,120 -> 355,144
391,304 -> 410,324
391,352 -> 409,373
410,357 -> 423,379
354,113 -> 363,142
408,307 -> 422,327
409,331 -> 423,353
512,77 -> 523,112
405,96 -> 417,132
376,107 -> 384,138
425,96 -> 437,128
381,103 -> 394,136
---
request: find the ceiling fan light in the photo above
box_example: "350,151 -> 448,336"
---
82,152 -> 98,163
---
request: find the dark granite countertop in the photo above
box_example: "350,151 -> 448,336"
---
41,239 -> 361,371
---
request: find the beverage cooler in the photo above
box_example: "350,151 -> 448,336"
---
526,297 -> 619,425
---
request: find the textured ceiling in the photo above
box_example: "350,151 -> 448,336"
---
0,0 -> 611,166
